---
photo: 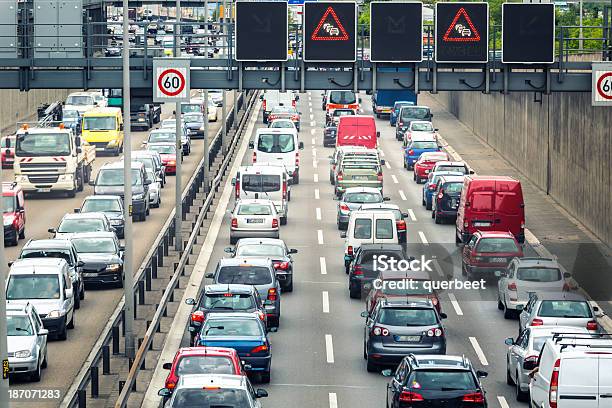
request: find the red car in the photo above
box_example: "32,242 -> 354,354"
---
364,269 -> 441,315
147,142 -> 178,175
461,231 -> 523,279
1,136 -> 15,169
162,347 -> 245,391
413,151 -> 449,184
3,182 -> 26,246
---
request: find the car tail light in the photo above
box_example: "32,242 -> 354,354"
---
267,288 -> 278,301
347,246 -> 353,256
353,265 -> 363,275
250,344 -> 269,354
263,101 -> 267,111
295,152 -> 300,166
549,359 -> 560,408
235,179 -> 240,199
587,320 -> 598,330
231,218 -> 238,228
531,318 -> 544,326
398,121 -> 403,127
272,219 -> 278,228
372,326 -> 389,336
292,100 -> 296,107
428,184 -> 437,191
507,282 -> 517,291
291,115 -> 299,121
340,203 -> 350,213
166,378 -> 177,389
257,311 -> 265,321
462,392 -> 485,403
273,261 -> 289,270
377,173 -> 383,182
397,220 -> 406,231
191,310 -> 205,323
562,282 -> 570,291
426,328 -> 444,337
399,391 -> 423,402
521,220 -> 525,229
282,182 -> 287,200
268,115 -> 276,121
252,151 -> 257,163
408,149 -> 414,155
337,172 -> 343,181
437,192 -> 444,199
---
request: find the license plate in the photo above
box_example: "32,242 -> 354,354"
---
491,257 -> 506,263
473,221 -> 491,227
397,335 -> 421,342
37,188 -> 51,193
247,219 -> 264,223
83,273 -> 98,277
353,175 -> 370,180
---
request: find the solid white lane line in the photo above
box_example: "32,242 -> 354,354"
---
310,114 -> 314,120
432,259 -> 444,277
418,231 -> 429,245
320,257 -> 327,275
448,293 -> 464,316
329,393 -> 338,408
325,334 -> 335,363
469,337 -> 489,366
407,209 -> 417,221
312,137 -> 316,144
385,161 -> 392,170
314,174 -> 319,183
497,396 -> 510,408
311,121 -> 316,126
312,148 -> 317,156
399,190 -> 407,201
313,160 -> 318,169
391,175 -> 399,184
311,129 -> 316,135
316,207 -> 322,220
322,291 -> 330,313
315,189 -> 320,199
318,230 -> 324,245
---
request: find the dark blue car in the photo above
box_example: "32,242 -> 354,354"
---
422,171 -> 465,210
404,137 -> 440,170
195,312 -> 273,383
390,101 -> 415,127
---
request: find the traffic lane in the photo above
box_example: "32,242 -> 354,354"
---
9,100 -> 228,402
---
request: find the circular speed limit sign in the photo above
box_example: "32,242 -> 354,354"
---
153,60 -> 190,102
592,63 -> 612,106
596,72 -> 612,100
158,68 -> 186,97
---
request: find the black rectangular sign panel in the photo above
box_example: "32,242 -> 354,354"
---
303,2 -> 357,62
370,2 -> 422,63
236,1 -> 288,61
502,3 -> 555,64
435,2 -> 488,63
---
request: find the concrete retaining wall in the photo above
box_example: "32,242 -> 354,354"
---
0,89 -> 75,134
432,91 -> 612,247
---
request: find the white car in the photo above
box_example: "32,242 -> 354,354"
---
145,168 -> 161,208
268,119 -> 296,130
6,303 -> 48,381
229,199 -> 279,244
209,90 -> 223,106
403,120 -> 439,146
207,100 -> 218,122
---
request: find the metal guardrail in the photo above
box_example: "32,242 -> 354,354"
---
59,89 -> 256,408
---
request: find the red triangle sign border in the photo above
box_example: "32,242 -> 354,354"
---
311,6 -> 350,41
442,7 -> 481,43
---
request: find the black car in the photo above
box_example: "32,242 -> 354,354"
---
363,300 -> 447,372
432,175 -> 464,224
348,244 -> 407,299
323,125 -> 337,147
383,354 -> 488,407
69,232 -> 124,287
182,112 -> 205,139
184,284 -> 266,346
130,104 -> 161,130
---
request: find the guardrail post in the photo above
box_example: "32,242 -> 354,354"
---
146,266 -> 152,291
91,366 -> 99,398
78,389 -> 86,408
138,280 -> 145,305
163,234 -> 169,256
112,326 -> 120,354
121,310 -> 126,336
152,257 -> 158,278
157,244 -> 164,267
102,345 -> 110,374
119,380 -> 125,393
133,294 -> 138,319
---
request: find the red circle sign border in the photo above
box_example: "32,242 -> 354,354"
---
596,72 -> 612,100
157,68 -> 186,97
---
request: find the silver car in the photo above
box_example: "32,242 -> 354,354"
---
7,303 -> 48,381
497,257 -> 571,319
336,187 -> 389,230
229,199 -> 280,244
145,168 -> 161,208
49,212 -> 114,239
504,325 -> 590,401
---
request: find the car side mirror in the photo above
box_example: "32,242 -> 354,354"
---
504,337 -> 514,346
383,197 -> 390,201
77,260 -> 85,267
380,159 -> 385,165
205,272 -> 213,279
259,95 -> 264,100
231,178 -> 236,186
439,312 -> 447,319
7,262 -> 13,267
48,228 -> 56,234
288,248 -> 298,254
299,141 -> 304,150
360,311 -> 368,318
74,208 -> 81,213
185,298 -> 196,305
516,304 -> 524,312
88,180 -> 95,186
256,389 -> 268,398
158,388 -> 171,397
469,170 -> 475,174
224,247 -> 235,254
120,124 -> 124,131
381,369 -> 393,377
39,328 -> 49,336
402,212 -> 409,218
434,128 -> 439,131
476,370 -> 488,378
376,131 -> 380,138
340,231 -> 347,239
563,272 -> 571,278
248,141 -> 254,149
162,362 -> 172,370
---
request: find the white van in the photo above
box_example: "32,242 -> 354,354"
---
249,128 -> 304,184
341,210 -> 398,273
232,164 -> 290,225
530,333 -> 612,408
261,91 -> 298,123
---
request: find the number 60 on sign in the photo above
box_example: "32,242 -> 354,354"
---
153,59 -> 191,103
592,63 -> 612,106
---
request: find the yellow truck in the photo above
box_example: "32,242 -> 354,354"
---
81,107 -> 124,155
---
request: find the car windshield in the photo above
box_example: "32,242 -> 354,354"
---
242,175 -> 281,193
442,182 -> 463,194
217,266 -> 272,285
271,106 -> 296,114
270,121 -> 294,128
409,370 -> 477,391
202,319 -> 262,336
63,110 -> 79,119
412,123 -> 434,132
20,249 -> 71,264
148,132 -> 174,143
71,237 -> 117,254
175,355 -> 235,375
344,192 -> 382,203
235,244 -> 285,257
381,280 -> 434,295
436,165 -> 467,174
7,274 -> 60,300
204,293 -> 255,310
96,168 -> 143,186
16,133 -> 71,157
161,120 -> 176,128
334,110 -> 354,117
257,134 -> 295,153
329,91 -> 356,104
66,95 -> 94,106
181,104 -> 201,114
171,388 -> 250,407
3,196 -> 16,213
83,116 -> 116,131
475,238 -> 518,253
517,267 -> 562,282
148,144 -> 176,155
82,198 -> 121,213
537,300 -> 592,318
184,113 -> 203,123
378,308 -> 438,326
58,218 -> 105,233
401,107 -> 430,119
133,157 -> 155,171
7,315 -> 33,336
237,203 -> 273,215
411,141 -> 438,149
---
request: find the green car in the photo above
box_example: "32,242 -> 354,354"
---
334,162 -> 383,197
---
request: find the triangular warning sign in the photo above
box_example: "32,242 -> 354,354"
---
311,6 -> 349,41
442,7 -> 481,42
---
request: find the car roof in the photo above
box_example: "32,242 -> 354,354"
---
256,128 -> 297,135
83,195 -> 121,201
218,257 -> 272,267
359,203 -> 400,211
102,161 -> 144,170
533,292 -> 589,302
434,161 -> 466,166
475,231 -> 515,238
10,258 -> 68,272
381,298 -> 435,309
411,354 -> 472,370
360,243 -> 403,252
344,187 -> 382,194
410,134 -> 437,142
66,231 -> 117,239
23,239 -> 73,249
175,346 -> 238,358
205,312 -> 262,321
419,152 -> 448,160
235,199 -> 275,206
529,325 -> 590,337
513,257 -> 560,269
176,374 -> 247,390
204,284 -> 256,295
61,212 -> 108,220
236,238 -> 285,246
439,175 -> 465,183
240,165 -> 286,175
410,120 -> 434,126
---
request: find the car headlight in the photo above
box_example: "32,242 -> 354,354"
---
168,160 -> 176,165
15,175 -> 28,182
47,310 -> 64,318
106,263 -> 121,271
14,350 -> 32,358
107,139 -> 118,146
133,193 -> 144,200
58,174 -> 73,181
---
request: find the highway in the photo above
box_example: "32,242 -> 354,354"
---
145,91 -> 549,407
4,96 -> 231,400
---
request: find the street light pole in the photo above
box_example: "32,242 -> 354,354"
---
0,178 -> 9,405
203,89 -> 210,193
175,0 -> 183,252
122,0 -> 135,361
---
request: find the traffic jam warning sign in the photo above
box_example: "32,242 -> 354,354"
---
153,59 -> 191,103
436,2 -> 488,63
592,63 -> 612,106
303,2 -> 356,62
370,2 -> 423,63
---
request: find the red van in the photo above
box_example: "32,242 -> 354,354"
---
3,182 -> 26,246
455,176 -> 525,244
336,115 -> 379,149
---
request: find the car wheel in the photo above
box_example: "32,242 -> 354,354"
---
30,360 -> 41,382
284,279 -> 293,293
431,209 -> 435,219
259,371 -> 271,384
230,236 -> 237,245
516,372 -> 529,401
293,173 -> 299,185
57,324 -> 67,340
461,262 -> 468,276
116,273 -> 125,288
41,351 -> 47,369
504,302 -> 514,319
506,361 -> 515,385
366,357 -> 379,373
456,233 -> 462,245
67,313 -> 75,329
349,283 -> 361,299
280,216 -> 287,226
434,212 -> 442,224
425,200 -> 432,211
363,342 -> 367,360
76,168 -> 84,192
74,290 -> 81,310
80,285 -> 85,300
19,227 -> 25,240
8,232 -> 18,247
403,160 -> 407,169
498,296 -> 504,310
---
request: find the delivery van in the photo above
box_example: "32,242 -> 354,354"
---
81,107 -> 124,156
336,115 -> 379,149
324,90 -> 360,120
249,128 -> 304,184
455,176 -> 525,244
261,91 -> 298,124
